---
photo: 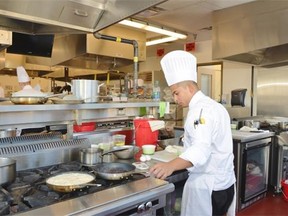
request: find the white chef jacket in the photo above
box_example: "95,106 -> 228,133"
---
179,91 -> 236,216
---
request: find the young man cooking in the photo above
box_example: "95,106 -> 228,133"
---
149,50 -> 236,216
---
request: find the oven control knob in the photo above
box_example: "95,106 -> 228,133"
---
145,201 -> 152,210
137,203 -> 145,213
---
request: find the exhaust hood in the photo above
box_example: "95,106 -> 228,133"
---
212,1 -> 288,68
0,0 -> 166,34
26,24 -> 146,73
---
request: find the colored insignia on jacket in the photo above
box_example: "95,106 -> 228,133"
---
194,108 -> 205,128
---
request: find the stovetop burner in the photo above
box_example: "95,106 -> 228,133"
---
0,161 -> 147,215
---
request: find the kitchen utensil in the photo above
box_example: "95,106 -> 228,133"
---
0,157 -> 16,186
71,80 -> 104,103
110,146 -> 140,159
142,144 -> 156,155
46,171 -> 100,192
50,98 -> 84,104
93,162 -> 145,180
10,93 -> 65,105
79,148 -> 103,166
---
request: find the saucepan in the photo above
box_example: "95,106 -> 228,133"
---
0,157 -> 16,186
93,162 -> 148,180
46,171 -> 101,192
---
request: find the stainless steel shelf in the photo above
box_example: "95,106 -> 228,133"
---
0,101 -> 159,130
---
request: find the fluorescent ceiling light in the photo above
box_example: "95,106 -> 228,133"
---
146,37 -> 178,46
119,19 -> 187,46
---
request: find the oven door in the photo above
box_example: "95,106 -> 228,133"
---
241,139 -> 271,202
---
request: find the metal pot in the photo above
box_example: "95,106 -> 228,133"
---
71,80 -> 104,103
93,162 -> 138,180
0,157 -> 16,186
79,148 -> 103,165
110,146 -> 140,159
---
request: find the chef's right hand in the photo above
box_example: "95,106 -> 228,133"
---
149,162 -> 174,180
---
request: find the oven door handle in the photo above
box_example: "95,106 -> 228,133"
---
245,141 -> 271,150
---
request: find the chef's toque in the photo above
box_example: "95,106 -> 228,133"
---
17,66 -> 30,83
160,50 -> 197,86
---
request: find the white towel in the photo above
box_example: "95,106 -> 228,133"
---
148,120 -> 165,132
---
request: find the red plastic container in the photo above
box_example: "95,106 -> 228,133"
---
73,122 -> 96,132
134,119 -> 159,147
281,180 -> 288,201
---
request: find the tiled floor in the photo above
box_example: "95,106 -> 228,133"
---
236,190 -> 288,216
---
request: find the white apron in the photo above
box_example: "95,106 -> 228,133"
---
181,174 -> 214,216
181,174 -> 236,216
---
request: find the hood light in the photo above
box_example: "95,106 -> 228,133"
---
119,19 -> 187,46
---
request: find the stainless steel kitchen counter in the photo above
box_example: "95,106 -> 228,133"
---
232,130 -> 275,142
16,176 -> 174,216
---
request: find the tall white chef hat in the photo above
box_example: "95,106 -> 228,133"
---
17,66 -> 30,83
160,50 -> 197,86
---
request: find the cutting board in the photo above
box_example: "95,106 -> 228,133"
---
150,150 -> 178,162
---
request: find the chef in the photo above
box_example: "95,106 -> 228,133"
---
149,50 -> 236,216
17,66 -> 31,89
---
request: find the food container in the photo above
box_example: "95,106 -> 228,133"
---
142,144 -> 156,155
73,122 -> 96,132
112,134 -> 126,146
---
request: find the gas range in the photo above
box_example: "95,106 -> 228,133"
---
0,134 -> 174,215
0,161 -> 154,215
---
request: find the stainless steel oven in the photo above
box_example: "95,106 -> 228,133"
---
233,136 -> 272,211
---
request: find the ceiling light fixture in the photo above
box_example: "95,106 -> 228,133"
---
146,36 -> 178,46
119,19 -> 187,46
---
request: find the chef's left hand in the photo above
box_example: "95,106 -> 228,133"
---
149,162 -> 174,180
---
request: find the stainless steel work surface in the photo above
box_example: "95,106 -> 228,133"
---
16,177 -> 173,216
232,130 -> 275,142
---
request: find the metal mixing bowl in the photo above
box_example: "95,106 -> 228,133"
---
112,146 -> 139,159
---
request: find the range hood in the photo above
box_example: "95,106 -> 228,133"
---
212,1 -> 288,68
0,0 -> 166,34
25,24 -> 146,72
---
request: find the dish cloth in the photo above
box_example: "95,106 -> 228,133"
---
148,120 -> 165,132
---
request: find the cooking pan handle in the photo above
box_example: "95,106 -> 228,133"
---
0,187 -> 13,204
101,148 -> 127,157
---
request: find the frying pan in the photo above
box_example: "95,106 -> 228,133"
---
10,96 -> 48,104
93,162 -> 146,180
46,171 -> 100,192
10,93 -> 65,105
